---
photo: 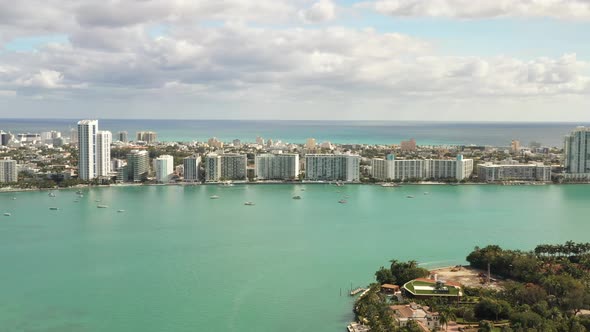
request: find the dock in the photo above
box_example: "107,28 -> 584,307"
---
349,287 -> 367,296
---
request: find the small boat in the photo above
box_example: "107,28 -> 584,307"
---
381,183 -> 399,187
78,194 -> 84,198
244,201 -> 255,206
292,195 -> 302,200
406,195 -> 415,199
338,199 -> 347,204
424,192 -> 429,195
12,197 -> 16,200
3,213 -> 11,216
73,200 -> 79,203
117,209 -> 125,213
95,200 -> 101,202
48,192 -> 56,197
49,207 -> 59,210
76,190 -> 83,195
300,188 -> 305,191
97,205 -> 108,208
210,195 -> 220,199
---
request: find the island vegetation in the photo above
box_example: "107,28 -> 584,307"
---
354,242 -> 590,332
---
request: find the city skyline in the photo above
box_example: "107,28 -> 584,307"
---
1,1 -> 590,121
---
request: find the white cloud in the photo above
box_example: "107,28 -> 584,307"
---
367,0 -> 590,20
299,0 -> 336,23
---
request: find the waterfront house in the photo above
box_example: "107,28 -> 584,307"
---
390,303 -> 440,331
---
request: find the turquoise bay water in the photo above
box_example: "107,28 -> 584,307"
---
1,184 -> 589,331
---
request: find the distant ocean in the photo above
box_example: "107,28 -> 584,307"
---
1,118 -> 586,147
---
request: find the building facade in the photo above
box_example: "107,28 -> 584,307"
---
96,130 -> 112,178
255,153 -> 299,180
136,131 -> 157,143
117,131 -> 128,143
0,159 -> 17,183
154,155 -> 174,183
371,154 -> 473,181
127,150 -> 149,182
204,154 -> 222,182
183,155 -> 201,182
477,163 -> 551,182
564,126 -> 590,179
220,154 -> 247,180
77,120 -> 98,180
304,154 -> 360,182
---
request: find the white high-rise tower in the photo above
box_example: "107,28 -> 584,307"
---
96,130 -> 112,178
77,120 -> 98,181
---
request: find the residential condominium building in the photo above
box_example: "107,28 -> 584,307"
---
0,158 -> 18,183
117,131 -> 128,143
183,155 -> 201,182
371,154 -> 473,181
96,130 -> 112,178
478,163 -> 551,182
154,155 -> 174,183
77,120 -> 98,180
205,153 -> 247,181
136,131 -> 157,143
564,126 -> 590,180
255,153 -> 299,180
304,154 -> 360,182
126,150 -> 149,182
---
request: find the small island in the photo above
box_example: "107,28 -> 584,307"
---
349,242 -> 590,332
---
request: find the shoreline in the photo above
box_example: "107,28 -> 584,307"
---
1,181 -> 588,194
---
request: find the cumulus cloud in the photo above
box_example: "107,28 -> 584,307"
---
367,0 -> 590,20
299,0 -> 336,23
0,0 -> 589,119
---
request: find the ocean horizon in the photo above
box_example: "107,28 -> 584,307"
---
1,118 -> 587,147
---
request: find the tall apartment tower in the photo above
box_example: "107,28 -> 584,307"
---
77,120 -> 98,180
0,158 -> 18,183
117,131 -> 128,143
255,153 -> 299,180
96,131 -> 112,178
564,126 -> 590,175
155,155 -> 174,183
127,150 -> 149,182
183,155 -> 201,182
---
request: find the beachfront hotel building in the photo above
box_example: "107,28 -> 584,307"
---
371,154 -> 473,181
183,155 -> 201,182
304,154 -> 360,182
126,150 -> 149,182
205,153 -> 247,181
96,130 -> 112,178
77,120 -> 98,180
136,131 -> 157,143
154,155 -> 174,183
117,131 -> 128,143
477,163 -> 551,182
0,158 -> 18,183
255,153 -> 299,180
564,126 -> 590,180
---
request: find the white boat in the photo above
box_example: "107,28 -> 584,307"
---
48,192 -> 56,197
406,195 -> 415,199
76,190 -> 83,195
424,192 -> 430,195
97,205 -> 108,208
338,199 -> 347,204
381,183 -> 399,187
117,209 -> 125,213
220,181 -> 234,187
244,201 -> 255,206
3,213 -> 11,216
292,195 -> 302,200
12,197 -> 16,200
49,207 -> 59,210
210,195 -> 220,199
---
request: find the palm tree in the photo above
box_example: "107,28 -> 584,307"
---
439,309 -> 457,331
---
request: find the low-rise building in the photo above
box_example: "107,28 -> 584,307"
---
390,303 -> 440,331
477,162 -> 551,182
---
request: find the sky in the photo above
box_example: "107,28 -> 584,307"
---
1,0 -> 590,121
